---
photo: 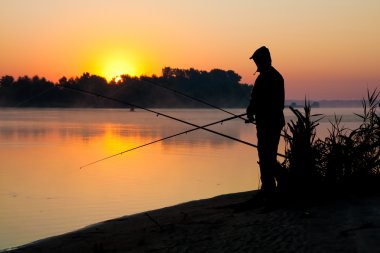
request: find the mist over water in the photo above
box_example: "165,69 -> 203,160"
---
0,108 -> 362,249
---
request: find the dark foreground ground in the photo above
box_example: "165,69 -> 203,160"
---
4,190 -> 380,253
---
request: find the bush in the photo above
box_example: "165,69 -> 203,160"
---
284,89 -> 380,195
316,89 -> 380,191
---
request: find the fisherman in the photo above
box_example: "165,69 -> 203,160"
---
246,46 -> 285,200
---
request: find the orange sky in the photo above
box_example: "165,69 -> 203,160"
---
0,0 -> 379,99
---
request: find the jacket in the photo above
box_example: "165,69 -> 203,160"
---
247,66 -> 285,128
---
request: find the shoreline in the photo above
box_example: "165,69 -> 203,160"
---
4,190 -> 380,252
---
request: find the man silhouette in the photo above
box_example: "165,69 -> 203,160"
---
246,46 -> 285,197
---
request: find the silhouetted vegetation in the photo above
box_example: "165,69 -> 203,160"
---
283,89 -> 380,196
283,101 -> 323,193
0,68 -> 251,108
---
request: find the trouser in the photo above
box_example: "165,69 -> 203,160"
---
256,124 -> 283,192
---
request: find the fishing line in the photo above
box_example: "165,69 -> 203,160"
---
140,77 -> 249,122
79,113 -> 267,169
13,85 -> 56,107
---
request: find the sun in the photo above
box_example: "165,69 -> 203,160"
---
87,48 -> 146,82
101,59 -> 138,82
114,75 -> 123,83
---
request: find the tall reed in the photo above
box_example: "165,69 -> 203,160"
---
283,89 -> 379,195
283,100 -> 323,194
315,89 -> 380,192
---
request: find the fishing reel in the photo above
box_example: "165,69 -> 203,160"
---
245,115 -> 255,124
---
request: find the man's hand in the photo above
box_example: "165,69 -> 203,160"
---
246,104 -> 255,123
245,115 -> 255,124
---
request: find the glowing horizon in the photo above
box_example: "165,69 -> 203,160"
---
1,0 -> 379,99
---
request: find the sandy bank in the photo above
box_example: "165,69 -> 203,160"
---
5,190 -> 380,253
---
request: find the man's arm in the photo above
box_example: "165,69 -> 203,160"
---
246,86 -> 256,122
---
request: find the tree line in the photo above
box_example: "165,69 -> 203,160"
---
0,68 -> 252,108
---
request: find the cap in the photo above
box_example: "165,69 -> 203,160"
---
249,46 -> 271,61
249,46 -> 272,74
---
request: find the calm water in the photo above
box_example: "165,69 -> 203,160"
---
0,108 -> 362,249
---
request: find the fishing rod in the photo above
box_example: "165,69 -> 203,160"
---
80,112 -> 269,168
60,85 -> 286,167
140,77 -> 287,137
62,85 -> 260,147
140,77 -> 249,122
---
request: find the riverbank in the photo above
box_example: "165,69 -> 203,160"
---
5,190 -> 380,253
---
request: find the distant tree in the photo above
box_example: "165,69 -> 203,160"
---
0,75 -> 14,88
0,68 -> 252,108
0,75 -> 16,105
59,76 -> 68,85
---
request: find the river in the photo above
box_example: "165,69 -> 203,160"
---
0,107 -> 363,249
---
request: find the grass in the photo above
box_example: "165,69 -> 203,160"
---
283,89 -> 380,196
